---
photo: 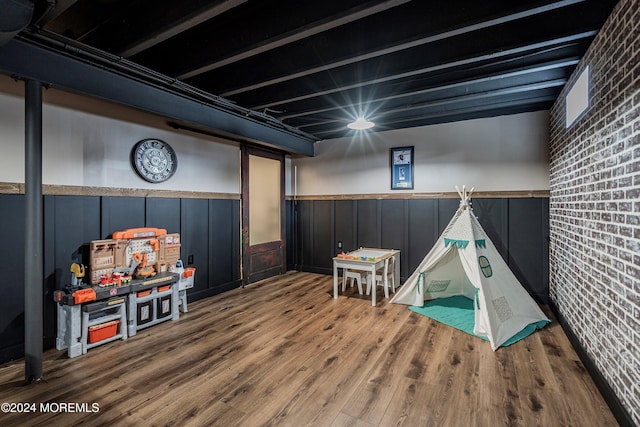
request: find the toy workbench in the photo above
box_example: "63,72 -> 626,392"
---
55,227 -> 189,358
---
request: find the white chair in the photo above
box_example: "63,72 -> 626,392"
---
366,256 -> 396,298
342,269 -> 364,294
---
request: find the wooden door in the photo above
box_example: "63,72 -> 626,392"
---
241,145 -> 286,284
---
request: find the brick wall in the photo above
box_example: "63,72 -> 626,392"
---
549,0 -> 639,423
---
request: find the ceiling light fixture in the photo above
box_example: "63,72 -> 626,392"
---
347,117 -> 375,130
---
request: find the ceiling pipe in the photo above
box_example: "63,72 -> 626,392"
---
16,28 -> 318,144
0,36 -> 317,154
0,0 -> 35,46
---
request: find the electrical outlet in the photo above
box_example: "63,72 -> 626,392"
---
188,254 -> 194,265
338,241 -> 343,249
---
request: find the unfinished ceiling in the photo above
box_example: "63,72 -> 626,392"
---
7,0 -> 620,141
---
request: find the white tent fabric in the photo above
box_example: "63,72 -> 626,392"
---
391,187 -> 549,350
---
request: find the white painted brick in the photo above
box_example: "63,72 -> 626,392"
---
548,0 -> 640,423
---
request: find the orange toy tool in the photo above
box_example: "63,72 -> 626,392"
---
73,288 -> 96,304
135,252 -> 156,278
112,227 -> 167,240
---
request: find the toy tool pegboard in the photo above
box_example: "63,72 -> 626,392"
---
158,233 -> 180,265
89,228 -> 181,285
90,240 -> 117,284
118,239 -> 158,267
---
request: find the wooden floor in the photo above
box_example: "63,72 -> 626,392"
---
0,272 -> 618,427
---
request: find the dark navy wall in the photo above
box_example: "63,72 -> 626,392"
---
0,194 -> 241,363
287,197 -> 550,304
0,195 -> 25,363
2,192 -> 547,364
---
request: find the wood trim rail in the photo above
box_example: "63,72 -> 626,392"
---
287,190 -> 550,200
0,182 -> 240,199
2,183 -> 548,200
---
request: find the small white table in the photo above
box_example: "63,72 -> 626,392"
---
332,248 -> 400,306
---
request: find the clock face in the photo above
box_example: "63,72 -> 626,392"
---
131,139 -> 177,183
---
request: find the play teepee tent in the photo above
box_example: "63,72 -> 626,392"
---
391,186 -> 549,350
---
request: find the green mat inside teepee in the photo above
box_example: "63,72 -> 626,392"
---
409,296 -> 548,347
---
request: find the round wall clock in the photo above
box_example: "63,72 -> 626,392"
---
131,138 -> 177,183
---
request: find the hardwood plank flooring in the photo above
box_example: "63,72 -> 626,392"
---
0,272 -> 618,426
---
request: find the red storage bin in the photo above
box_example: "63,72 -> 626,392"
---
88,320 -> 119,343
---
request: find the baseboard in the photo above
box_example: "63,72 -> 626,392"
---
299,265 -> 332,275
0,343 -> 25,365
548,301 -> 634,427
188,280 -> 242,303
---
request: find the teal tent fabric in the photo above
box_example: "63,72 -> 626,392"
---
409,296 -> 549,348
444,238 -> 469,248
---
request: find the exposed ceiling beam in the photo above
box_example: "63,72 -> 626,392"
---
32,0 -> 78,27
380,94 -> 559,125
297,79 -> 565,130
221,0 -> 587,97
251,32 -> 594,111
311,95 -> 558,137
177,0 -> 412,80
279,58 -> 579,120
119,0 -> 248,57
0,37 -> 316,154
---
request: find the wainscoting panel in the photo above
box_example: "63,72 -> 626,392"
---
0,195 -> 26,362
291,197 -> 549,301
181,198 -> 211,295
380,199 -> 407,275
473,198 -> 509,259
508,197 -> 550,303
356,199 -> 379,249
312,200 -> 333,271
146,197 -> 181,233
43,195 -> 102,348
334,200 -> 356,253
0,193 -> 240,364
407,199 -> 438,275
437,198 -> 459,235
209,199 -> 241,292
100,196 -> 146,238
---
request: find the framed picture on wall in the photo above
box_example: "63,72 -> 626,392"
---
390,146 -> 414,189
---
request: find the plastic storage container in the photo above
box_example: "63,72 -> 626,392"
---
88,320 -> 120,344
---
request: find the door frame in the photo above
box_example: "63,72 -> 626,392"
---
241,144 -> 286,285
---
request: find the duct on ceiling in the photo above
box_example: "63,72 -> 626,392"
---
0,0 -> 35,46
